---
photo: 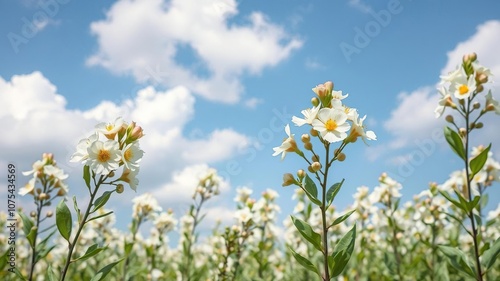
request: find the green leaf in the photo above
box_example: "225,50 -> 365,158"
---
92,191 -> 113,213
287,246 -> 320,278
330,225 -> 356,277
328,210 -> 356,229
439,190 -> 466,212
13,267 -> 27,281
83,165 -> 91,190
482,237 -> 500,270
290,215 -> 322,252
438,245 -> 476,278
73,243 -> 105,262
19,212 -> 34,238
26,225 -> 37,249
303,174 -> 320,205
0,250 -> 7,270
56,200 -> 73,242
124,241 -> 134,256
46,265 -> 57,281
326,179 -> 344,207
444,127 -> 465,160
87,211 -> 114,223
470,144 -> 491,178
90,258 -> 124,281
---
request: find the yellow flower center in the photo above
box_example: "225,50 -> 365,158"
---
97,149 -> 111,162
124,148 -> 133,162
459,84 -> 469,95
106,124 -> 114,131
325,119 -> 337,131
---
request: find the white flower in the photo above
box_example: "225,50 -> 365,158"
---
435,86 -> 451,118
312,108 -> 350,143
348,111 -> 376,145
22,160 -> 46,176
121,142 -> 144,171
119,168 -> 140,191
234,187 -> 253,204
486,90 -> 500,115
132,193 -> 162,220
292,106 -> 320,126
332,90 -> 348,100
87,140 -> 121,175
70,133 -> 99,163
234,207 -> 253,224
440,67 -> 462,83
95,117 -> 125,139
19,178 -> 36,196
449,69 -> 476,100
272,124 -> 297,160
154,212 -> 177,233
43,165 -> 68,180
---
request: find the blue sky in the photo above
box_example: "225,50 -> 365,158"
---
1,0 -> 500,232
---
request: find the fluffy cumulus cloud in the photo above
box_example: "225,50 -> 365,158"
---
0,71 -> 250,224
380,20 -> 500,161
87,0 -> 303,104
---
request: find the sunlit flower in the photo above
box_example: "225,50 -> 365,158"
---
95,117 -> 125,140
234,207 -> 253,224
154,211 -> 177,233
312,108 -> 350,143
449,69 -> 476,100
87,140 -> 121,175
121,142 -> 144,171
119,168 -> 140,191
486,90 -> 500,115
19,178 -> 36,196
22,160 -> 46,177
272,124 -> 298,160
292,106 -> 320,126
234,187 -> 253,204
346,111 -> 376,145
435,86 -> 451,118
70,133 -> 99,163
331,90 -> 348,100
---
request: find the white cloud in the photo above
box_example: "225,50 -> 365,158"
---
243,97 -> 263,109
380,20 -> 500,160
0,71 -> 250,223
348,0 -> 372,14
305,57 -> 325,70
87,0 -> 303,104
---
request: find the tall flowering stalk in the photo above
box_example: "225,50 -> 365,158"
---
179,168 -> 220,281
18,153 -> 68,281
56,117 -> 145,281
435,53 -> 499,281
273,81 -> 376,280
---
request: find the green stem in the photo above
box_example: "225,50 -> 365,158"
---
59,176 -> 103,281
464,98 -> 484,281
321,143 -> 331,281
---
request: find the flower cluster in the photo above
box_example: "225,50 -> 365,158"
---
274,81 -> 376,162
20,153 -> 68,197
436,52 -> 497,118
193,168 -> 221,199
70,117 -> 144,191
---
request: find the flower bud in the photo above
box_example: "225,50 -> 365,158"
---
463,52 -> 477,63
36,188 -> 42,194
311,162 -> 321,172
39,193 -> 49,200
445,115 -> 454,123
486,104 -> 496,112
108,170 -> 115,178
130,125 -> 145,141
310,128 -> 318,137
311,97 -> 319,107
476,84 -> 484,93
301,134 -> 310,143
282,173 -> 296,187
307,166 -> 315,173
30,211 -> 37,217
324,81 -> 334,92
297,169 -> 306,179
476,73 -> 488,84
304,142 -> 313,151
46,211 -> 53,218
337,153 -> 346,162
57,188 -> 67,196
475,122 -> 483,129
458,99 -> 465,106
312,155 -> 319,162
116,183 -> 125,193
473,102 -> 481,110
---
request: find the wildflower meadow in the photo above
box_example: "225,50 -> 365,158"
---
1,53 -> 500,281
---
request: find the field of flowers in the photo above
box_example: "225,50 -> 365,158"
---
1,53 -> 499,280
